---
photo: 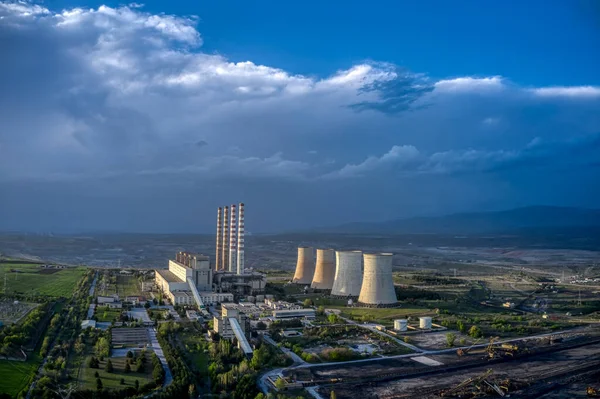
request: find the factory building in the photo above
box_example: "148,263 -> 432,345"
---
155,203 -> 265,306
358,253 -> 398,307
311,249 -> 336,290
213,304 -> 253,355
292,246 -> 315,284
155,252 -> 234,305
331,250 -> 363,297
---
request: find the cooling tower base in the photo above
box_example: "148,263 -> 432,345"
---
356,301 -> 399,308
330,294 -> 359,299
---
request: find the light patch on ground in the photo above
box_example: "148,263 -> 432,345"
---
411,356 -> 444,366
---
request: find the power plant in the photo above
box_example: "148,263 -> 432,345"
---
292,247 -> 315,284
330,250 -> 363,297
311,249 -> 336,290
357,253 -> 398,307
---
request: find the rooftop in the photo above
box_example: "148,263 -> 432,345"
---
156,269 -> 184,283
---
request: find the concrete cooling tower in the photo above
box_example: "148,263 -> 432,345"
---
330,251 -> 363,297
358,253 -> 398,307
311,249 -> 336,290
292,247 -> 315,284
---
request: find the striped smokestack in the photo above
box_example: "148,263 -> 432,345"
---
237,203 -> 245,275
222,206 -> 229,271
215,207 -> 222,271
229,204 -> 237,272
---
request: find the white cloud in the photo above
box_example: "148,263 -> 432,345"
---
0,1 -> 599,187
530,86 -> 600,98
434,76 -> 504,93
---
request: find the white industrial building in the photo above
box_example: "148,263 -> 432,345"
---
213,304 -> 253,356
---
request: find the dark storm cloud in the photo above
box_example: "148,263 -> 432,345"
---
0,2 -> 599,232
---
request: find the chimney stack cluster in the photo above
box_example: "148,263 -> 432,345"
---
216,203 -> 245,275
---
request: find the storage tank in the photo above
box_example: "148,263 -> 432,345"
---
311,249 -> 336,290
358,253 -> 398,306
292,247 -> 315,284
419,316 -> 432,329
394,319 -> 408,331
331,251 -> 363,297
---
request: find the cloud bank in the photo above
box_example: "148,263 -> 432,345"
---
0,2 -> 599,232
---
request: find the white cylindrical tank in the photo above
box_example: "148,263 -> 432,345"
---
419,316 -> 432,329
311,249 -> 336,290
358,253 -> 397,306
292,247 -> 315,284
394,319 -> 408,331
331,251 -> 363,297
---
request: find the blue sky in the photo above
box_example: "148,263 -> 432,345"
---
0,0 -> 599,233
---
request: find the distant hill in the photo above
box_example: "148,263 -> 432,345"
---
314,206 -> 600,235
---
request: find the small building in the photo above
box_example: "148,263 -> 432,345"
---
107,302 -> 123,309
186,310 -> 201,321
97,296 -> 118,304
272,309 -> 316,320
81,320 -> 97,329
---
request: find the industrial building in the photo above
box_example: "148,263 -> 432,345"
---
272,309 -> 316,320
292,246 -> 315,284
311,249 -> 336,290
213,304 -> 253,355
155,203 -> 265,306
331,250 -> 363,297
155,252 -> 234,306
358,253 -> 398,307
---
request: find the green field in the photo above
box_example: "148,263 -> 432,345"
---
328,305 -> 434,326
0,354 -> 42,397
115,275 -> 140,297
79,356 -> 153,390
0,263 -> 87,298
95,307 -> 123,322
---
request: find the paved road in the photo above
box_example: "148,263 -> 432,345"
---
147,327 -> 173,387
86,304 -> 96,319
88,272 -> 98,297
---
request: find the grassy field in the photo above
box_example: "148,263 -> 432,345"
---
178,330 -> 208,373
0,354 -> 42,397
116,275 -> 140,298
328,305 -> 434,326
0,263 -> 87,297
79,355 -> 153,390
95,307 -> 123,322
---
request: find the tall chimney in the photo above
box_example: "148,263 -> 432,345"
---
222,206 -> 229,271
229,204 -> 237,272
215,207 -> 222,271
237,203 -> 245,275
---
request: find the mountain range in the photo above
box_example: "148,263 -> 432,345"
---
314,206 -> 600,235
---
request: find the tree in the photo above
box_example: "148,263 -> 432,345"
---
256,321 -> 267,330
188,383 -> 198,399
135,379 -> 140,390
303,299 -> 313,307
125,362 -> 131,373
446,332 -> 456,347
144,302 -> 151,309
88,357 -> 99,368
105,359 -> 113,373
331,391 -> 337,399
127,350 -> 134,358
120,378 -> 125,385
328,314 -> 338,324
96,378 -> 103,391
457,320 -> 466,333
274,378 -> 286,390
469,325 -> 483,339
94,371 -> 99,378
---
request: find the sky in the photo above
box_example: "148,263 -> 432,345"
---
0,0 -> 599,233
